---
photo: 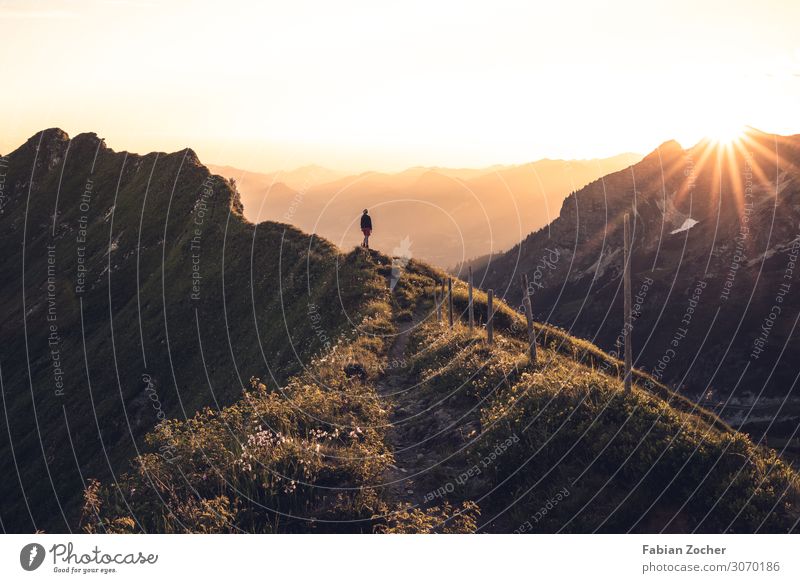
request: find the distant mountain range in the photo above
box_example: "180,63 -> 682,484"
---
207,154 -> 642,267
206,163 -> 347,192
470,129 -> 800,429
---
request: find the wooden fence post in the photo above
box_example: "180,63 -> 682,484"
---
623,213 -> 632,394
448,278 -> 454,328
468,267 -> 475,332
521,274 -> 537,365
487,289 -> 494,346
433,287 -> 442,322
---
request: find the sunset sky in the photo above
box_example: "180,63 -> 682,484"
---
2,0 -> 799,172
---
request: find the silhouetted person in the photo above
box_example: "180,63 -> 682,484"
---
360,209 -> 372,248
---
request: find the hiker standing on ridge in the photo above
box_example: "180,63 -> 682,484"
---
360,209 -> 372,249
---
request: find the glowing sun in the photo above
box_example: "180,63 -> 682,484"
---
705,121 -> 746,145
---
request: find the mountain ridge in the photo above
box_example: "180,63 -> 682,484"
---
0,128 -> 364,532
470,129 -> 800,430
2,128 -> 797,534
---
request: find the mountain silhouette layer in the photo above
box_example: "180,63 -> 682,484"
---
209,154 -> 641,268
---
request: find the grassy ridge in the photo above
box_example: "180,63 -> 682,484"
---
0,131 -> 384,532
405,319 -> 798,532
82,250 -> 397,533
85,254 -> 799,533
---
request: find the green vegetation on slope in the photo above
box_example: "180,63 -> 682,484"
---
83,250 -> 395,533
0,130 -> 383,532
84,253 -> 799,533
401,319 -> 798,532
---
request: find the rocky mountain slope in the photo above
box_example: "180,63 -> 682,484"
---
0,129 -> 370,532
471,129 -> 800,432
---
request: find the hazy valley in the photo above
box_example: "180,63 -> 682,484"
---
208,154 -> 641,268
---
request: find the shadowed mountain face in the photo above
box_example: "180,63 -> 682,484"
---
0,129 -> 367,532
473,130 -> 800,420
208,154 -> 641,268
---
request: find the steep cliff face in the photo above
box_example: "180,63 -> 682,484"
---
0,129 -> 365,532
475,130 -> 800,412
